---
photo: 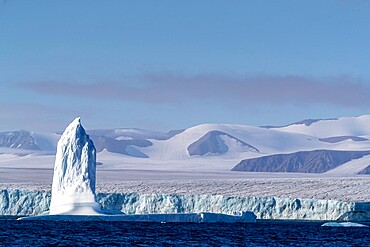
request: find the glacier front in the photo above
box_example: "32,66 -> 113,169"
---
0,189 -> 362,221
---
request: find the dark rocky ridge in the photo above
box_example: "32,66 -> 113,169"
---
232,150 -> 370,173
261,118 -> 338,128
0,131 -> 40,150
92,135 -> 151,158
358,165 -> 370,174
319,136 -> 368,143
187,130 -> 259,156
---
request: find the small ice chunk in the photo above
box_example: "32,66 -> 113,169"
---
322,222 -> 369,227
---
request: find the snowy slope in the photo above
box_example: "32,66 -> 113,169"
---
139,119 -> 370,160
325,154 -> 370,176
274,115 -> 370,138
31,132 -> 60,152
140,123 -> 327,160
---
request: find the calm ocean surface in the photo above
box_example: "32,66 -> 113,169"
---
0,217 -> 369,246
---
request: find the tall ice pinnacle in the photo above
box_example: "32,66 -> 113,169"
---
49,117 -> 101,215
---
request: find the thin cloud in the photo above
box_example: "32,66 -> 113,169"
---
0,103 -> 88,132
0,103 -> 58,131
17,73 -> 370,108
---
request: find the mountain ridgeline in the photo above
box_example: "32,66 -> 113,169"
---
187,131 -> 259,156
232,150 -> 370,173
2,115 -> 370,174
0,131 -> 40,150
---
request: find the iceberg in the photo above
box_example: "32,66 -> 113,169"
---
337,210 -> 370,222
49,117 -> 101,215
322,222 -> 369,227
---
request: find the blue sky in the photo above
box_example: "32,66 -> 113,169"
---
1,0 -> 370,131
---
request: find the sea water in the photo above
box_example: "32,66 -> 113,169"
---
0,218 -> 369,246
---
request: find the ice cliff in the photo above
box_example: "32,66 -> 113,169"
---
49,117 -> 100,215
0,189 -> 361,221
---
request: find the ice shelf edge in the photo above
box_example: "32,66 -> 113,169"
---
2,189 -> 368,221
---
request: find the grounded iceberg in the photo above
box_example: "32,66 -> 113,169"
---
49,117 -> 101,215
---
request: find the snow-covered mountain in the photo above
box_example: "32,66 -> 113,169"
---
0,131 -> 40,150
187,130 -> 259,156
2,115 -> 370,175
